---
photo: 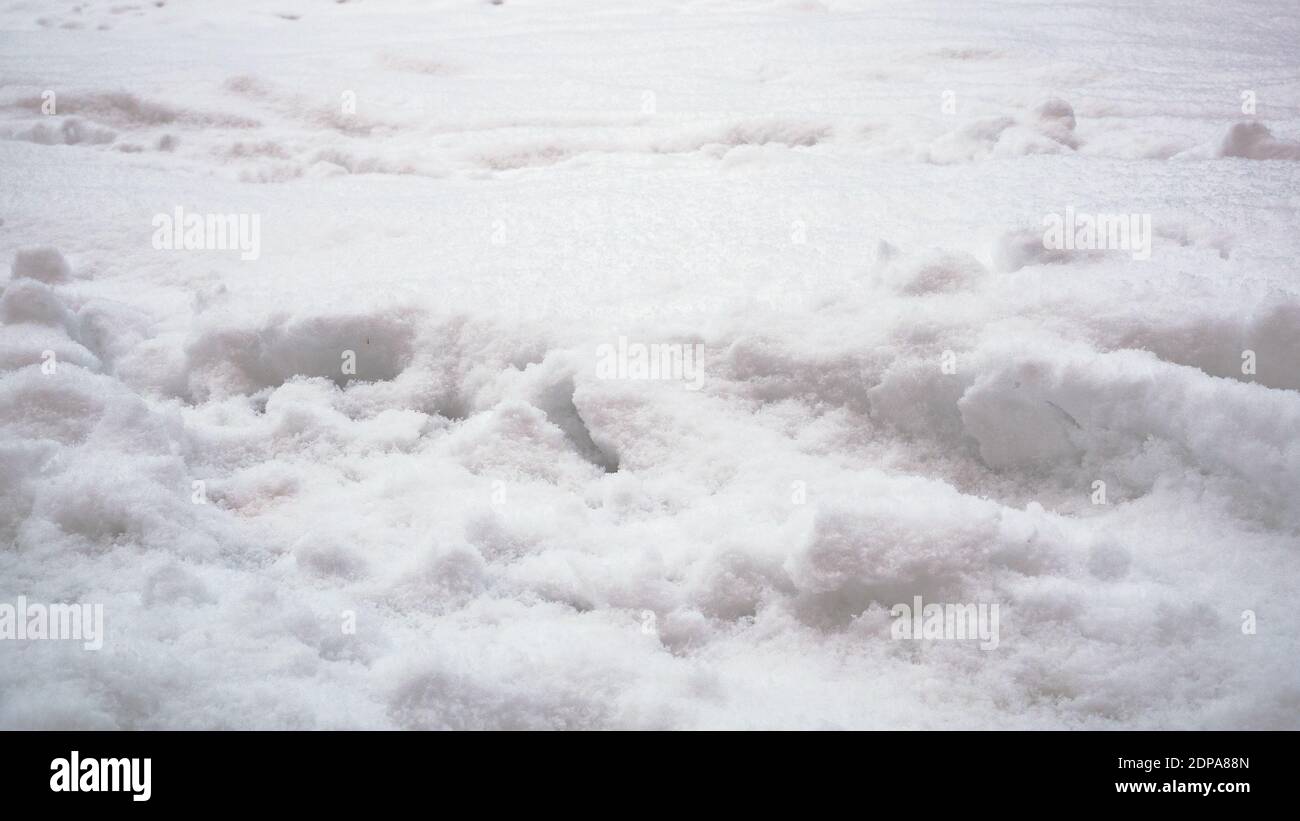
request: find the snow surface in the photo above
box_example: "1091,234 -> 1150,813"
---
1,0 -> 1298,729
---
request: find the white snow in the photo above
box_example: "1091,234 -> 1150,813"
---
1,0 -> 1298,729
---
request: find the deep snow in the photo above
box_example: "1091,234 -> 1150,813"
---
0,0 -> 1298,729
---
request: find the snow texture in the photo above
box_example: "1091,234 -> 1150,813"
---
0,0 -> 1298,729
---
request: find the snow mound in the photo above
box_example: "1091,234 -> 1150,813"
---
11,247 -> 72,284
1213,121 -> 1300,160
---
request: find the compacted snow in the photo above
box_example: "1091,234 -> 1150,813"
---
1,0 -> 1298,729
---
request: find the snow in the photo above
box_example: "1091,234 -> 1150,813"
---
0,0 -> 1298,729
